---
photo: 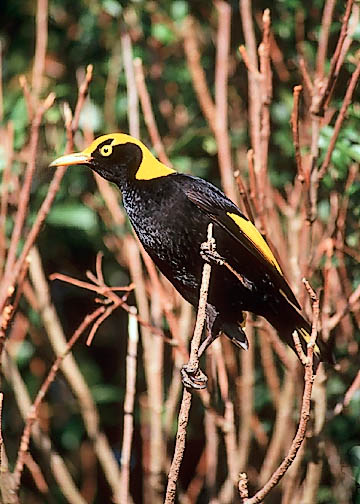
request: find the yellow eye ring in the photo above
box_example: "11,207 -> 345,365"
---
100,144 -> 113,157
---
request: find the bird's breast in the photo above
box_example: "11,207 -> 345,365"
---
122,183 -> 207,286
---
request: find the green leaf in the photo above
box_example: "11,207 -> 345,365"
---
16,341 -> 35,368
91,384 -> 123,404
47,204 -> 98,233
102,0 -> 122,17
151,23 -> 176,45
171,1 -> 188,21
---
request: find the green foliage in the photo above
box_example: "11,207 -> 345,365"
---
2,1 -> 360,502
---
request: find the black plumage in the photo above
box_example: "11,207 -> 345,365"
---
50,133 -> 334,384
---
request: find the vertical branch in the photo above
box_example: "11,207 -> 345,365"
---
290,86 -> 304,183
214,0 -> 237,201
119,310 -> 139,503
316,0 -> 336,79
134,58 -> 172,166
32,0 -> 48,99
258,372 -> 295,485
29,247 -> 123,501
239,0 -> 261,176
2,352 -> 88,504
104,41 -> 122,131
165,224 -> 214,504
13,307 -> 105,486
182,17 -> 216,129
237,320 -> 254,470
121,30 -> 140,139
204,409 -> 218,499
124,238 -> 163,503
258,9 -> 272,213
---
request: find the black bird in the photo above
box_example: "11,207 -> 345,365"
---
50,133 -> 333,387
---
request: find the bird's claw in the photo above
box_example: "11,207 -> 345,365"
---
200,239 -> 224,266
181,364 -> 208,390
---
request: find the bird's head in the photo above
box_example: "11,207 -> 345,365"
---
50,133 -> 175,185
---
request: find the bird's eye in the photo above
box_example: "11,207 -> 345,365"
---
100,145 -> 113,157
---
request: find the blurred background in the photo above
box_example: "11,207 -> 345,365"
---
1,1 -> 360,503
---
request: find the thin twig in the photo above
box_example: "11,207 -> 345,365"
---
29,247 -> 123,502
214,0 -> 237,201
164,224 -> 214,503
316,0 -> 336,80
32,0 -> 48,99
290,85 -> 304,183
319,59 -> 360,179
182,17 -> 216,129
134,58 -> 172,166
2,351 -> 87,504
241,281 -> 318,503
13,306 -> 105,486
311,0 -> 354,116
119,309 -> 139,503
121,30 -> 139,139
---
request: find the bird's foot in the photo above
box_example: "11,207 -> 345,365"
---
181,364 -> 208,390
200,239 -> 224,266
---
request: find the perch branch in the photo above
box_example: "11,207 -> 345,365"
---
164,224 -> 214,503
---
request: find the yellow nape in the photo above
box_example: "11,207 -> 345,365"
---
227,212 -> 282,274
297,328 -> 321,355
82,133 -> 176,180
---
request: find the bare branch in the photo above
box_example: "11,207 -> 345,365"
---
165,224 -> 214,503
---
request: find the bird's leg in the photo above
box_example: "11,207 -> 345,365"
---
181,364 -> 208,390
200,235 -> 225,266
180,304 -> 220,390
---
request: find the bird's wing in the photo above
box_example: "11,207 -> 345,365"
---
182,176 -> 300,309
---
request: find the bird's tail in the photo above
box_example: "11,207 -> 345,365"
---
267,307 -> 334,371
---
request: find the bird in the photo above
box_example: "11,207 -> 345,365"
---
50,133 -> 333,388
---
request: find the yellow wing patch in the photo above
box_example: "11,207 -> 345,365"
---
296,328 -> 321,356
82,133 -> 175,180
227,212 -> 283,274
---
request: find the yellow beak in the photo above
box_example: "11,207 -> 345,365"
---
49,152 -> 92,167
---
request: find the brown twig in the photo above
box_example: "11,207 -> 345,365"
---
290,85 -> 304,183
32,0 -> 48,99
237,319 -> 254,472
334,370 -> 360,415
2,351 -> 87,504
24,453 -> 49,494
0,62 -> 93,338
164,224 -> 214,503
241,281 -> 318,503
239,0 -> 261,180
214,0 -> 237,201
3,92 -> 55,282
29,247 -> 123,502
119,308 -> 139,503
319,59 -> 360,179
311,0 -> 354,116
316,0 -> 336,80
134,58 -> 172,166
182,17 -> 216,129
13,306 -> 105,486
121,30 -> 139,139
72,64 -> 93,135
